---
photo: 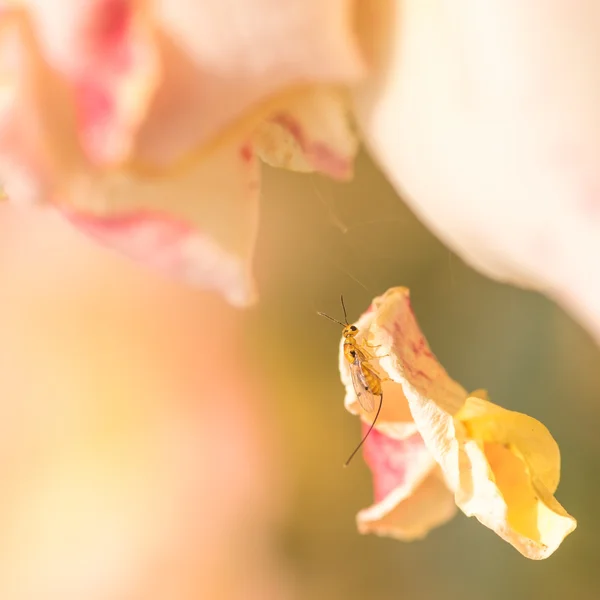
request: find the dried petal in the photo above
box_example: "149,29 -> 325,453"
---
341,287 -> 576,558
358,428 -> 456,540
366,288 -> 468,490
455,396 -> 576,559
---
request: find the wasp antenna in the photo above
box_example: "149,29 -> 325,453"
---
340,295 -> 349,325
343,393 -> 383,467
317,312 -> 346,327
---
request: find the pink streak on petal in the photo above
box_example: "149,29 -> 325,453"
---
272,113 -> 353,180
74,1 -> 130,155
68,0 -> 155,163
363,427 -> 427,503
61,210 -> 256,307
239,144 -> 253,163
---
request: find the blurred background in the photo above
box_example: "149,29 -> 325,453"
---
0,153 -> 598,599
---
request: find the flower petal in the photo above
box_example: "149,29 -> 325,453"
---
0,10 -> 258,304
62,139 -> 260,306
254,86 -> 358,179
457,395 -> 561,494
460,438 -> 576,559
365,287 -> 468,489
0,8 -> 84,206
353,287 -> 575,558
454,396 -> 576,559
339,299 -> 418,440
353,0 -> 600,343
23,0 -> 158,164
131,0 -> 365,166
358,428 -> 456,540
63,210 -> 257,307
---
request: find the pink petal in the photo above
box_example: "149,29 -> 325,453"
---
254,87 -> 358,180
60,137 -> 261,306
0,9 -> 83,206
358,427 -> 456,540
23,0 -> 158,163
63,211 -> 256,307
339,287 -> 465,442
354,0 -> 600,343
345,287 -> 467,490
360,288 -> 575,558
131,0 -> 365,166
0,12 -> 260,305
3,1 -> 363,304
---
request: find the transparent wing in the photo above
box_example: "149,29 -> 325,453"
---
349,360 -> 376,412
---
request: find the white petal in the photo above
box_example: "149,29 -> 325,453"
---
354,0 -> 600,342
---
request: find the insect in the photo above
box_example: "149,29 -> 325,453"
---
318,295 -> 384,466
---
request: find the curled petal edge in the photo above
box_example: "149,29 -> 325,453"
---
62,210 -> 257,307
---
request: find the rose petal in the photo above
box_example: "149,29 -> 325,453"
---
63,210 -> 256,307
453,396 -> 576,559
0,9 -> 84,206
23,0 -> 158,163
358,428 -> 456,540
0,13 -> 259,305
461,438 -> 576,559
254,86 -> 358,179
2,4 -> 363,304
131,0 -> 365,166
353,0 -> 600,343
366,287 -> 468,489
62,138 -> 261,306
358,287 -> 575,557
457,395 -> 561,494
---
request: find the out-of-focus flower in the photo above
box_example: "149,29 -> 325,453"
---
0,1 -> 361,306
3,1 -> 600,342
354,0 -> 600,342
340,287 -> 576,559
0,206 -> 286,600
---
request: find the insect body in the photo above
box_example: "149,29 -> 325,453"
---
342,325 -> 381,413
318,296 -> 384,466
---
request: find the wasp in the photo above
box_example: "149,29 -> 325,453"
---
318,295 -> 384,466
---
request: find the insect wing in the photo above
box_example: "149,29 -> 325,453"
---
349,359 -> 376,412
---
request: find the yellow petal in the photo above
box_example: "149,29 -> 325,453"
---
458,396 -> 560,493
455,397 -> 576,559
460,438 -> 576,559
348,287 -> 576,558
254,86 -> 358,179
357,429 -> 457,540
